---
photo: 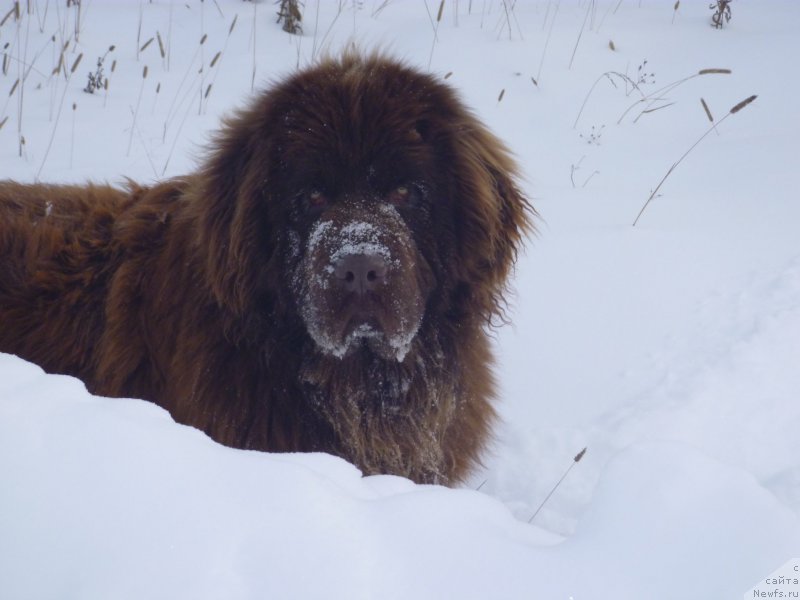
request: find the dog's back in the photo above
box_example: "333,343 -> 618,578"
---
0,182 -> 133,382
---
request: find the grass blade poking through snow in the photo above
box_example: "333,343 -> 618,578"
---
36,52 -> 83,180
632,94 -> 757,227
536,1 -> 560,86
250,1 -> 256,92
568,0 -> 592,70
528,447 -> 587,524
428,0 -> 444,70
574,70 -> 644,129
617,68 -> 731,125
700,97 -> 719,136
127,65 -> 148,157
201,14 -> 237,114
70,102 -> 76,168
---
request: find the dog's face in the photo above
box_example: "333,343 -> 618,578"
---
281,143 -> 442,362
198,54 -> 531,364
264,61 -> 456,363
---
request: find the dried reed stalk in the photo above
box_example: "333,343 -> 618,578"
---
632,95 -> 757,226
428,0 -> 445,70
70,102 -> 76,168
529,448 -> 588,524
568,0 -> 593,70
700,97 -> 713,122
536,1 -> 559,85
127,64 -> 148,156
618,68 -> 731,125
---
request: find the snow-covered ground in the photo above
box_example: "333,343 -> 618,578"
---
1,1 -> 798,598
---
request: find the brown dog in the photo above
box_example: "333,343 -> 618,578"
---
0,53 -> 532,485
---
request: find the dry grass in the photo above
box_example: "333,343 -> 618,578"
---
277,0 -> 303,35
574,70 -> 645,129
528,448 -> 588,524
632,94 -> 757,226
535,1 -> 559,86
127,65 -> 148,157
427,0 -> 445,70
36,39 -> 78,178
700,97 -> 715,128
617,68 -> 731,125
710,0 -> 732,29
568,0 -> 594,70
70,101 -> 76,168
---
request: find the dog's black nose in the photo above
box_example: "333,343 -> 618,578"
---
334,254 -> 387,295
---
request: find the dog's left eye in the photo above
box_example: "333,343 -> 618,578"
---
308,190 -> 328,207
386,185 -> 417,206
301,189 -> 329,214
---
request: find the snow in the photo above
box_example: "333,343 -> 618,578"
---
1,355 -> 796,599
1,0 -> 799,598
323,221 -> 395,272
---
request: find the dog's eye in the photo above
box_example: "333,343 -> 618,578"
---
387,185 -> 414,206
306,189 -> 329,210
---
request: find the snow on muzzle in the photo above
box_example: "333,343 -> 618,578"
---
298,203 -> 431,362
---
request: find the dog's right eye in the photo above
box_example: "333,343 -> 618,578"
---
386,184 -> 421,208
305,189 -> 329,211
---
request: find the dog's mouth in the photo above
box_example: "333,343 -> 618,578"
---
337,313 -> 419,362
305,303 -> 418,362
342,321 -> 388,356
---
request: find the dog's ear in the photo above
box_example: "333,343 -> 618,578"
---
193,103 -> 274,315
448,119 -> 534,321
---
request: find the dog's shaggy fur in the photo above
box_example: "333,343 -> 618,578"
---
0,54 -> 531,485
